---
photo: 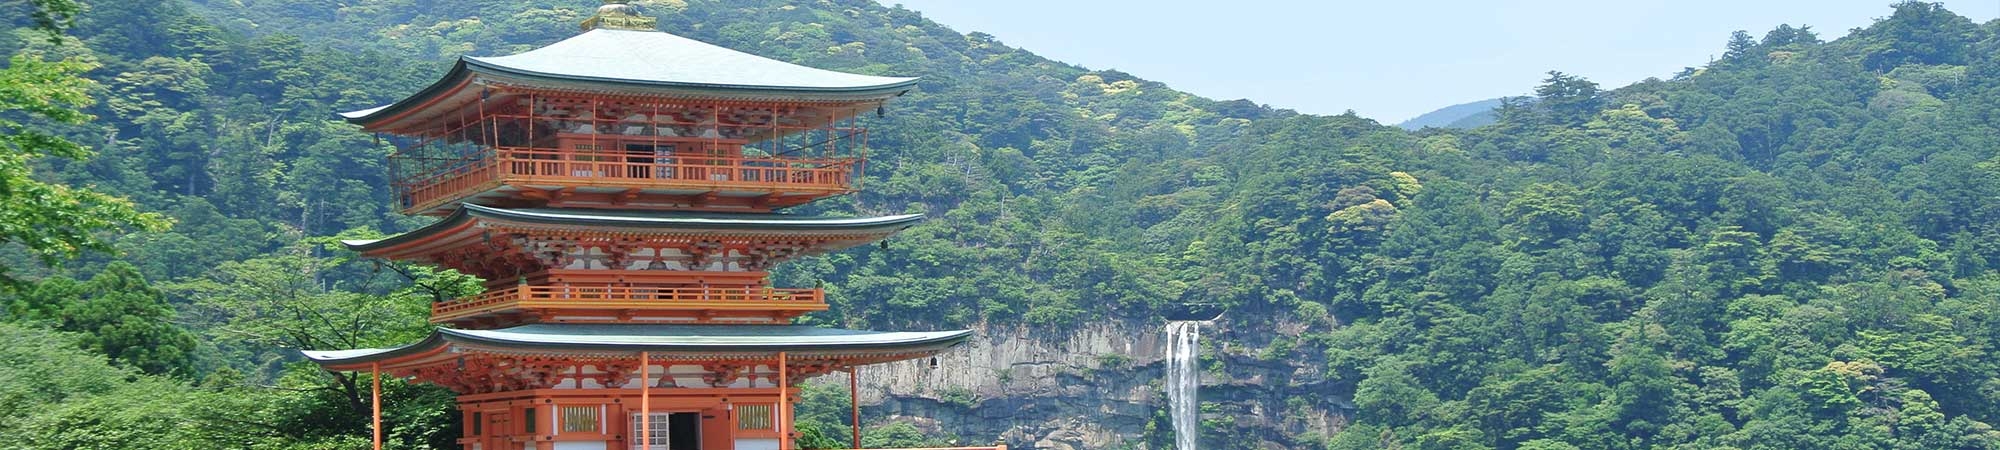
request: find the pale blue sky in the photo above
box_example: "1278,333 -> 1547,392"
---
888,0 -> 2000,123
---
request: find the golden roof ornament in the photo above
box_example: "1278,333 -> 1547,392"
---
581,0 -> 657,32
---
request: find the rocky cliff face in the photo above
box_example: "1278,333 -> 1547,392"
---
840,319 -> 1353,449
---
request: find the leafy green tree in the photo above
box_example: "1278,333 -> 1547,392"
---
19,0 -> 80,41
1854,1 -> 1983,71
1502,183 -> 1585,248
0,322 -> 127,427
1354,356 -> 1442,428
1533,72 -> 1604,125
0,53 -> 169,281
1723,31 -> 1759,60
1604,324 -> 1680,443
7,262 -> 196,376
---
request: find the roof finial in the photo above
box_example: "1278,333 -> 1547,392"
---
581,0 -> 657,32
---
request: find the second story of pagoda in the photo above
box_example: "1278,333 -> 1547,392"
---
341,16 -> 917,216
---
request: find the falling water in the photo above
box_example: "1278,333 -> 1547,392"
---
1165,320 -> 1202,450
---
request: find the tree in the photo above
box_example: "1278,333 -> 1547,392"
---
1534,71 -> 1604,125
1354,356 -> 1442,428
0,323 -> 128,423
172,241 -> 464,416
21,0 -> 82,41
1605,324 -> 1679,442
1723,30 -> 1759,60
1761,24 -> 1819,48
0,52 -> 169,282
1857,1 -> 1983,71
8,262 -> 197,376
1503,183 -> 1585,248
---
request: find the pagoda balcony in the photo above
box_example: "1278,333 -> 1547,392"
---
393,145 -> 859,215
385,103 -> 872,215
432,285 -> 827,327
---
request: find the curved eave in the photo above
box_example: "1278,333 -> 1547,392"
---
300,332 -> 450,367
444,326 -> 973,353
340,58 -> 918,130
341,204 -> 925,254
302,325 -> 973,368
464,57 -> 919,96
338,59 -> 475,126
469,204 -> 926,229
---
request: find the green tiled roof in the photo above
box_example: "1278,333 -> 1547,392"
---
341,204 -> 923,252
340,28 -> 918,124
301,324 -> 973,365
469,29 -> 916,92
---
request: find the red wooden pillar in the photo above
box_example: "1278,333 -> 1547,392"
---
371,362 -> 383,450
641,351 -> 652,450
778,352 -> 790,450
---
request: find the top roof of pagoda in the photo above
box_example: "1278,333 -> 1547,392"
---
474,29 -> 916,93
338,28 -> 919,129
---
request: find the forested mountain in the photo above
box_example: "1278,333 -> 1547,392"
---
2,0 -> 1998,449
1397,97 -> 1504,130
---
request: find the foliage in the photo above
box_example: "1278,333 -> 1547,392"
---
1,0 -> 1997,449
7,261 -> 197,375
0,52 -> 169,281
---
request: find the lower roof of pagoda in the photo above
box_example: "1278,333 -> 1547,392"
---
342,204 -> 923,260
302,323 -> 972,371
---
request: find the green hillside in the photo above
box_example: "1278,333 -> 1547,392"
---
2,0 -> 1999,449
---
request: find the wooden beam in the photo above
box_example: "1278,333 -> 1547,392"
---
516,186 -> 554,201
691,191 -> 719,207
612,188 -> 643,205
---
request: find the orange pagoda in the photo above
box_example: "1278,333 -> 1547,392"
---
305,3 -> 977,450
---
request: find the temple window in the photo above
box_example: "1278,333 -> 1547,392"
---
629,412 -> 671,450
560,405 -> 602,433
737,403 -> 774,433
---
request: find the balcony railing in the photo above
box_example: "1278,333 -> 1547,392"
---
432,285 -> 827,324
393,147 -> 859,213
387,101 -> 872,215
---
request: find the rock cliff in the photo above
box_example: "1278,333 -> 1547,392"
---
837,320 -> 1354,449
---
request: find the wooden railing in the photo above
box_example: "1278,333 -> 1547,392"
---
397,159 -> 500,211
431,285 -> 826,323
392,147 -> 859,213
494,148 -> 857,188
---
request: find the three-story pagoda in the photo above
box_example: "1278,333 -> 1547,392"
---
305,4 -> 974,450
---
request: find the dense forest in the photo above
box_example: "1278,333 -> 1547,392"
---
2,0 -> 1998,448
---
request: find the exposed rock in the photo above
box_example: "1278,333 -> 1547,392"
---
839,320 -> 1353,449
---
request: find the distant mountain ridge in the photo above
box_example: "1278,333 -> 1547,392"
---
1396,97 -> 1504,129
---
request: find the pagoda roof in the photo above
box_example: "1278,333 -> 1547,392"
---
342,204 -> 923,257
340,28 -> 918,130
302,324 -> 973,369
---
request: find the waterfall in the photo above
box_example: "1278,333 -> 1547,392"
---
1165,320 -> 1202,450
